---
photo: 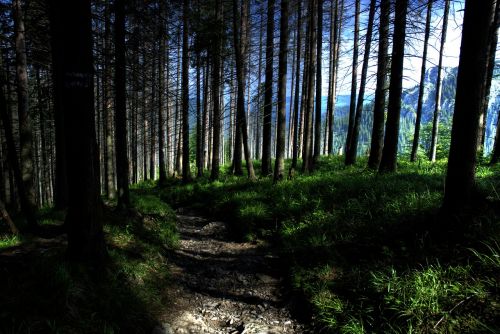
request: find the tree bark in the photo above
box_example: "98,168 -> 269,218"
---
0,53 -> 37,228
302,0 -> 317,173
232,0 -> 256,180
481,0 -> 500,156
410,0 -> 433,162
429,0 -> 450,162
345,0 -> 360,158
346,0 -> 375,165
158,2 -> 167,186
261,0 -> 275,176
0,199 -> 19,235
379,0 -> 408,173
313,0 -> 323,165
368,0 -> 390,169
103,2 -> 116,198
327,0 -> 341,156
13,0 -> 37,227
114,0 -> 131,209
274,0 -> 289,182
50,0 -> 107,261
210,0 -> 223,181
443,0 -> 496,211
182,0 -> 192,183
290,0 -> 302,170
196,52 -> 203,178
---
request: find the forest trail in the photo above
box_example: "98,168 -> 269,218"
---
154,210 -> 310,334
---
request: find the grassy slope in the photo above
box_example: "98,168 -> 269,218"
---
163,157 -> 500,333
0,187 -> 178,334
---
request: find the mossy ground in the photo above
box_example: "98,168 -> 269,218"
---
0,187 -> 178,334
163,157 -> 500,333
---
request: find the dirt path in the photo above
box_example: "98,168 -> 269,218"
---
155,210 -> 310,334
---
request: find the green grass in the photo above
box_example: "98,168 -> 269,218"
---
0,187 -> 178,333
0,234 -> 21,248
163,156 -> 500,333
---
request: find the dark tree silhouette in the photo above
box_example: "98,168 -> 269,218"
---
345,0 -> 360,160
13,0 -> 37,228
232,0 -> 256,180
368,0 -> 390,169
429,0 -> 450,162
0,54 -> 37,228
114,0 -> 131,209
182,0 -> 192,183
210,0 -> 223,181
313,0 -> 323,165
290,0 -> 302,170
379,0 -> 408,173
443,0 -> 496,210
411,0 -> 433,162
346,0 -> 375,165
302,0 -> 317,173
50,0 -> 107,261
274,0 -> 289,182
261,0 -> 275,176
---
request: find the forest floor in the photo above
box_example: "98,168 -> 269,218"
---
162,157 -> 500,333
2,157 -> 500,333
155,209 -> 310,334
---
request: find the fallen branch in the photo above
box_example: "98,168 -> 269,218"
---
433,295 -> 473,330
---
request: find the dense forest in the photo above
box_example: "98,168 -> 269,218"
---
1,0 -> 500,333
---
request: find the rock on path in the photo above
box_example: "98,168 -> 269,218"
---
155,211 -> 310,334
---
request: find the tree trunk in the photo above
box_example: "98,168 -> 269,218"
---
232,0 -> 256,180
261,0 -> 275,176
103,2 -> 116,198
302,0 -> 317,173
158,2 -> 167,186
290,0 -> 302,170
345,0 -> 360,159
273,0 -> 289,182
255,4 -> 264,161
287,29 -> 296,159
182,0 -> 192,183
202,60 -> 209,170
481,0 -> 500,156
232,1 -> 244,176
410,0 -> 433,162
114,0 -> 131,209
210,0 -> 223,181
313,0 -> 323,165
13,0 -> 37,227
34,68 -> 46,205
0,54 -> 37,228
346,0 -> 375,165
379,0 -> 408,173
443,0 -> 496,211
429,0 -> 450,162
327,0 -> 341,156
196,52 -> 203,178
150,54 -> 157,180
50,0 -> 107,261
367,0 -> 390,169
491,108 -> 500,163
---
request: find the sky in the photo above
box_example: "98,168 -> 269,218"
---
332,0 -> 466,96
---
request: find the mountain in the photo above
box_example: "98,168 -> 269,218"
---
400,64 -> 500,154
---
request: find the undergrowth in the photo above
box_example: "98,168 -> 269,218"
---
0,187 -> 178,333
163,156 -> 500,333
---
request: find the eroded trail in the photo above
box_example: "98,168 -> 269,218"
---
156,211 -> 310,334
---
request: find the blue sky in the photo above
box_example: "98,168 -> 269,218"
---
332,0 -> 466,95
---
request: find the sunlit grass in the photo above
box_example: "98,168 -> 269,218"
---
164,156 -> 500,333
0,234 -> 21,249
